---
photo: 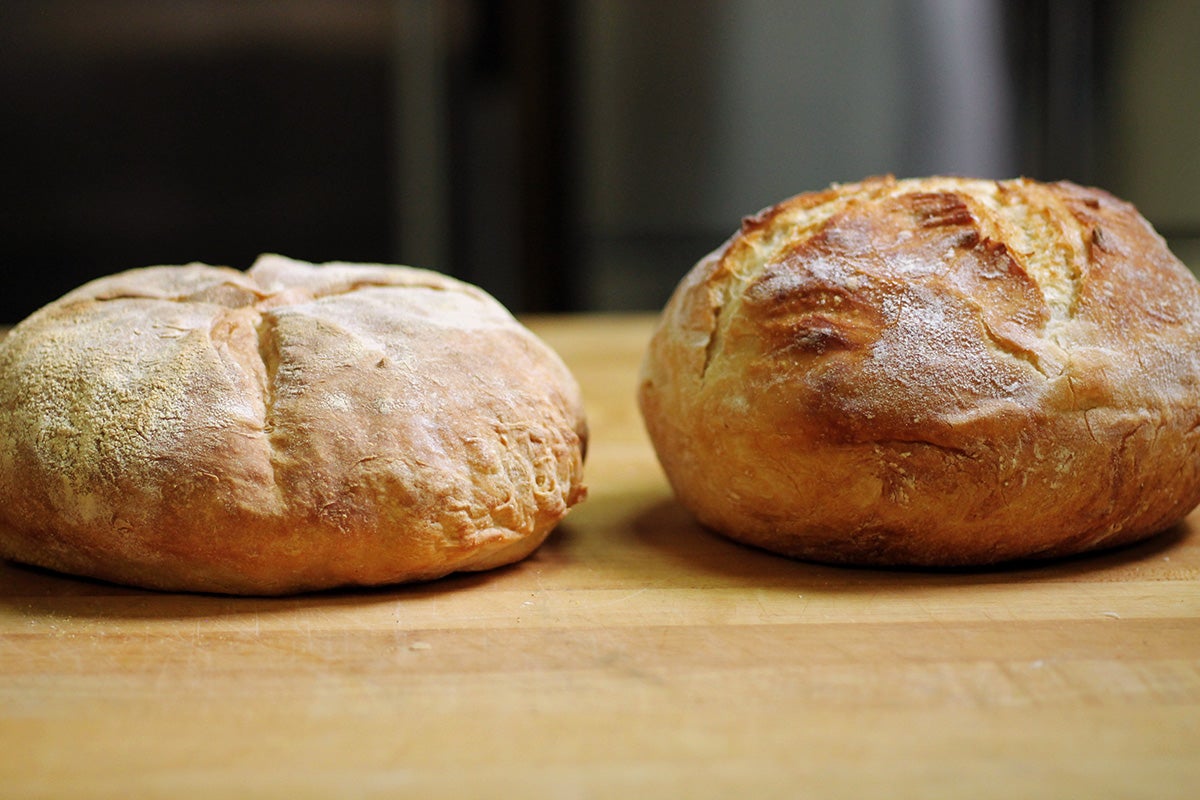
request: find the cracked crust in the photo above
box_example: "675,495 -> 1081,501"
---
0,254 -> 587,594
638,176 -> 1200,566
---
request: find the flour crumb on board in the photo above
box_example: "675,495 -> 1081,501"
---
409,641 -> 432,651
1099,610 -> 1121,620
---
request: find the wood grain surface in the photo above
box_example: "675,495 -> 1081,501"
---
2,314 -> 1199,799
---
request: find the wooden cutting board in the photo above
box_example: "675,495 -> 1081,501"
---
2,313 -> 1199,799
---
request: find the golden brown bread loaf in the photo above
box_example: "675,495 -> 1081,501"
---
0,255 -> 587,594
639,176 -> 1200,566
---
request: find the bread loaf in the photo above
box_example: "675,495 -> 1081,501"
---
639,176 -> 1200,566
0,255 -> 587,594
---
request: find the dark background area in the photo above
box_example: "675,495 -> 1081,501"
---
1,0 -> 1197,323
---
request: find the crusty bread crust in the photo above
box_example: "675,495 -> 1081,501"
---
639,176 -> 1200,566
0,255 -> 587,594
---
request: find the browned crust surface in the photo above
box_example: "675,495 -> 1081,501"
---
0,255 -> 587,594
639,176 -> 1200,566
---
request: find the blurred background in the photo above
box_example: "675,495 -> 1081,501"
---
1,0 -> 1197,323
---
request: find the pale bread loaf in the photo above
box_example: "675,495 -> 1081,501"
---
0,255 -> 587,594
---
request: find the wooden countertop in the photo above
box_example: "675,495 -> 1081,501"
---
2,313 -> 1199,798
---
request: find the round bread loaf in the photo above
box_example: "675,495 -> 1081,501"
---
0,255 -> 587,594
639,176 -> 1200,566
